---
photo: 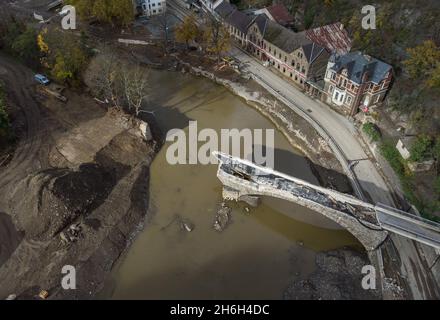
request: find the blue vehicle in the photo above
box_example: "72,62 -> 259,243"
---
34,74 -> 50,85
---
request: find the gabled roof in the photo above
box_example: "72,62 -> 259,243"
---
331,51 -> 392,84
225,9 -> 254,34
265,3 -> 294,26
305,22 -> 352,55
302,42 -> 327,64
262,20 -> 310,53
214,1 -> 235,19
253,14 -> 268,34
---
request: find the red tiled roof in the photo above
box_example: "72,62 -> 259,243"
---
305,22 -> 352,55
266,3 -> 293,26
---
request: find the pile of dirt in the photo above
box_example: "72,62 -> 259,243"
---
9,164 -> 118,241
284,248 -> 382,300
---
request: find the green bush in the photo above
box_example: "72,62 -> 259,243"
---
410,134 -> 433,162
380,141 -> 406,177
362,122 -> 381,142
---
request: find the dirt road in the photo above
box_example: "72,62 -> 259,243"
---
0,54 -> 45,200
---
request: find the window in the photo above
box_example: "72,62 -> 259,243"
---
283,67 -> 285,73
277,64 -> 280,69
301,67 -> 305,74
300,79 -> 303,84
291,61 -> 295,67
335,92 -> 339,100
152,3 -> 155,6
347,96 -> 352,104
295,75 -> 298,81
329,85 -> 334,93
343,79 -> 347,87
290,73 -> 293,77
340,94 -> 344,102
331,72 -> 336,80
284,56 -> 287,62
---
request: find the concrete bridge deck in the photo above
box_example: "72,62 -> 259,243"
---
213,152 -> 440,251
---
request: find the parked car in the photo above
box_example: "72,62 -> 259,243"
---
34,74 -> 50,85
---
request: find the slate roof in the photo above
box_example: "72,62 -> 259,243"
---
253,14 -> 268,34
262,20 -> 310,53
305,22 -> 352,55
214,1 -> 235,19
225,9 -> 254,34
301,42 -> 327,63
331,51 -> 392,84
265,3 -> 294,26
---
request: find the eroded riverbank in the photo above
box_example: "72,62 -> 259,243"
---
103,69 -> 376,299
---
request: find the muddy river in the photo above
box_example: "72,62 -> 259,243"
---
104,70 -> 361,299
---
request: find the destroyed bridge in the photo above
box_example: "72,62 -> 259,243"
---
213,152 -> 440,251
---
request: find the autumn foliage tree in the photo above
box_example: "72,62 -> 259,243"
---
66,0 -> 134,26
404,40 -> 440,89
175,15 -> 198,49
202,18 -> 230,62
37,28 -> 89,86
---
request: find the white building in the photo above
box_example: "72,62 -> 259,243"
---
200,0 -> 224,14
136,0 -> 166,17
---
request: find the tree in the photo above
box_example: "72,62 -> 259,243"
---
203,18 -> 230,62
37,28 -> 90,86
410,134 -> 433,162
11,26 -> 39,65
175,15 -> 198,49
154,13 -> 173,54
65,0 -> 134,26
403,40 -> 440,88
121,64 -> 149,116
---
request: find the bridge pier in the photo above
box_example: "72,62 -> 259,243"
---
221,185 -> 387,251
223,187 -> 260,207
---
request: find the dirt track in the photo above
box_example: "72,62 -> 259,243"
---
0,55 -> 158,299
0,54 -> 45,195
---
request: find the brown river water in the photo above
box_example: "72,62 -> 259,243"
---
104,70 -> 361,299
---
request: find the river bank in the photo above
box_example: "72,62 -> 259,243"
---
0,59 -> 159,299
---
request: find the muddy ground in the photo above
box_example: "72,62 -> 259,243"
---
0,55 -> 158,299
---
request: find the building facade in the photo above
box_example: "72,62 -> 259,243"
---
323,52 -> 393,116
136,0 -> 166,16
245,17 -> 330,89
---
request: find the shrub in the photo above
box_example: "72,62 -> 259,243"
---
362,122 -> 381,142
409,134 -> 433,162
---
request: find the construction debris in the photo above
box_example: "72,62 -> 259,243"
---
213,202 -> 231,232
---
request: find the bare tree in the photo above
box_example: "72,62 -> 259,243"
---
154,13 -> 173,54
121,64 -> 149,116
88,49 -> 123,108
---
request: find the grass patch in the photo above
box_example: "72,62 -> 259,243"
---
362,122 -> 381,142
